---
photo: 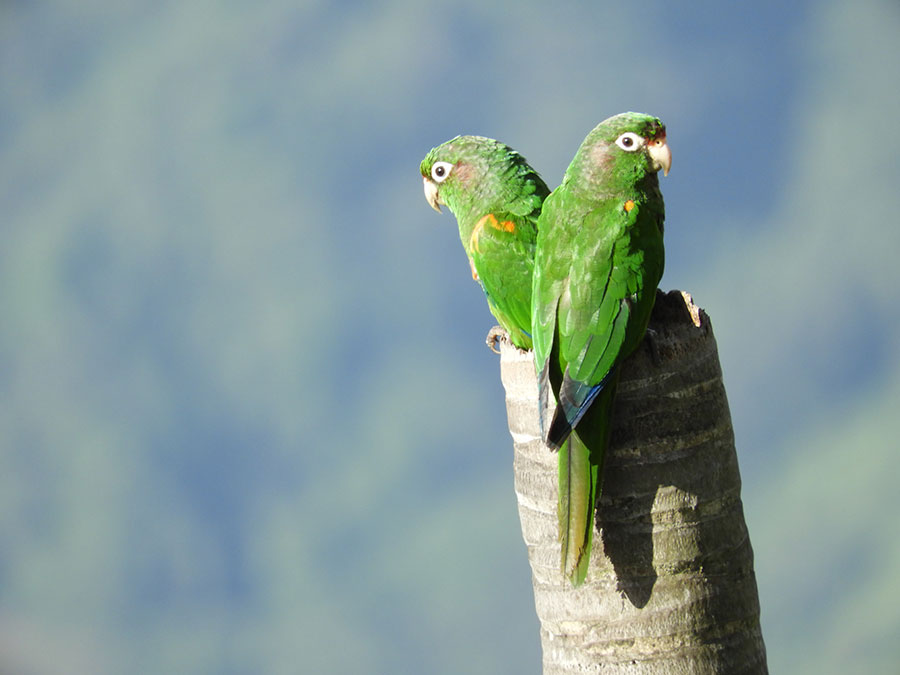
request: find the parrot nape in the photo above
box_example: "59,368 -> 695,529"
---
532,112 -> 671,585
421,136 -> 550,350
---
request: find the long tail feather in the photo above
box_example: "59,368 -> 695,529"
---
557,379 -> 619,586
558,431 -> 596,586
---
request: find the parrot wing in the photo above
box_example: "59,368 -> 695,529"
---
470,211 -> 538,350
543,197 -> 650,448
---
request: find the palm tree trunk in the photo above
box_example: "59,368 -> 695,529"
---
498,290 -> 767,674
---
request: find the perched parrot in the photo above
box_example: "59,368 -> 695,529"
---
532,112 -> 671,585
421,136 -> 549,350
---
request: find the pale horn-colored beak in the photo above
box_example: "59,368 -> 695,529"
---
648,136 -> 672,176
423,176 -> 442,212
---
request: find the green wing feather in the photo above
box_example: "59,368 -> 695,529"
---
555,199 -> 662,434
471,210 -> 539,350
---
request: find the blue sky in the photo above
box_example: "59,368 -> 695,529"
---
1,1 -> 899,673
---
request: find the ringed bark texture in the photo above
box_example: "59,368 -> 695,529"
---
498,290 -> 767,674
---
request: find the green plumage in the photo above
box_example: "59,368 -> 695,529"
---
532,112 -> 670,585
421,136 -> 549,349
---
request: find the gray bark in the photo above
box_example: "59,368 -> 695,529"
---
498,290 -> 767,674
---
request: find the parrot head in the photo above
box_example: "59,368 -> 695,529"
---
420,136 -> 548,219
566,112 -> 671,191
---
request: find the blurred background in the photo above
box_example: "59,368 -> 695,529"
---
2,1 -> 898,673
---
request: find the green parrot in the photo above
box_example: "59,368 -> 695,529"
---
532,112 -> 671,585
421,136 -> 549,350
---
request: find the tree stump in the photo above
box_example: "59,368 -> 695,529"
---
498,290 -> 767,674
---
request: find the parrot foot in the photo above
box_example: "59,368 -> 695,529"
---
644,328 -> 662,366
486,326 -> 507,354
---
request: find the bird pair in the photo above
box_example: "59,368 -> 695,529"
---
421,112 -> 671,586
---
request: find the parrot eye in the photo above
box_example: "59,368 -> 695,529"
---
431,161 -> 454,183
615,132 -> 645,152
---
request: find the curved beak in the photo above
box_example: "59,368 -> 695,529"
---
423,177 -> 442,212
648,136 -> 672,176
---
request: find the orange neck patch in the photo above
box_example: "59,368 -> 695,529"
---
624,200 -> 636,213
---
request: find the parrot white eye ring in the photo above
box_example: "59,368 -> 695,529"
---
615,132 -> 645,152
431,161 -> 454,183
